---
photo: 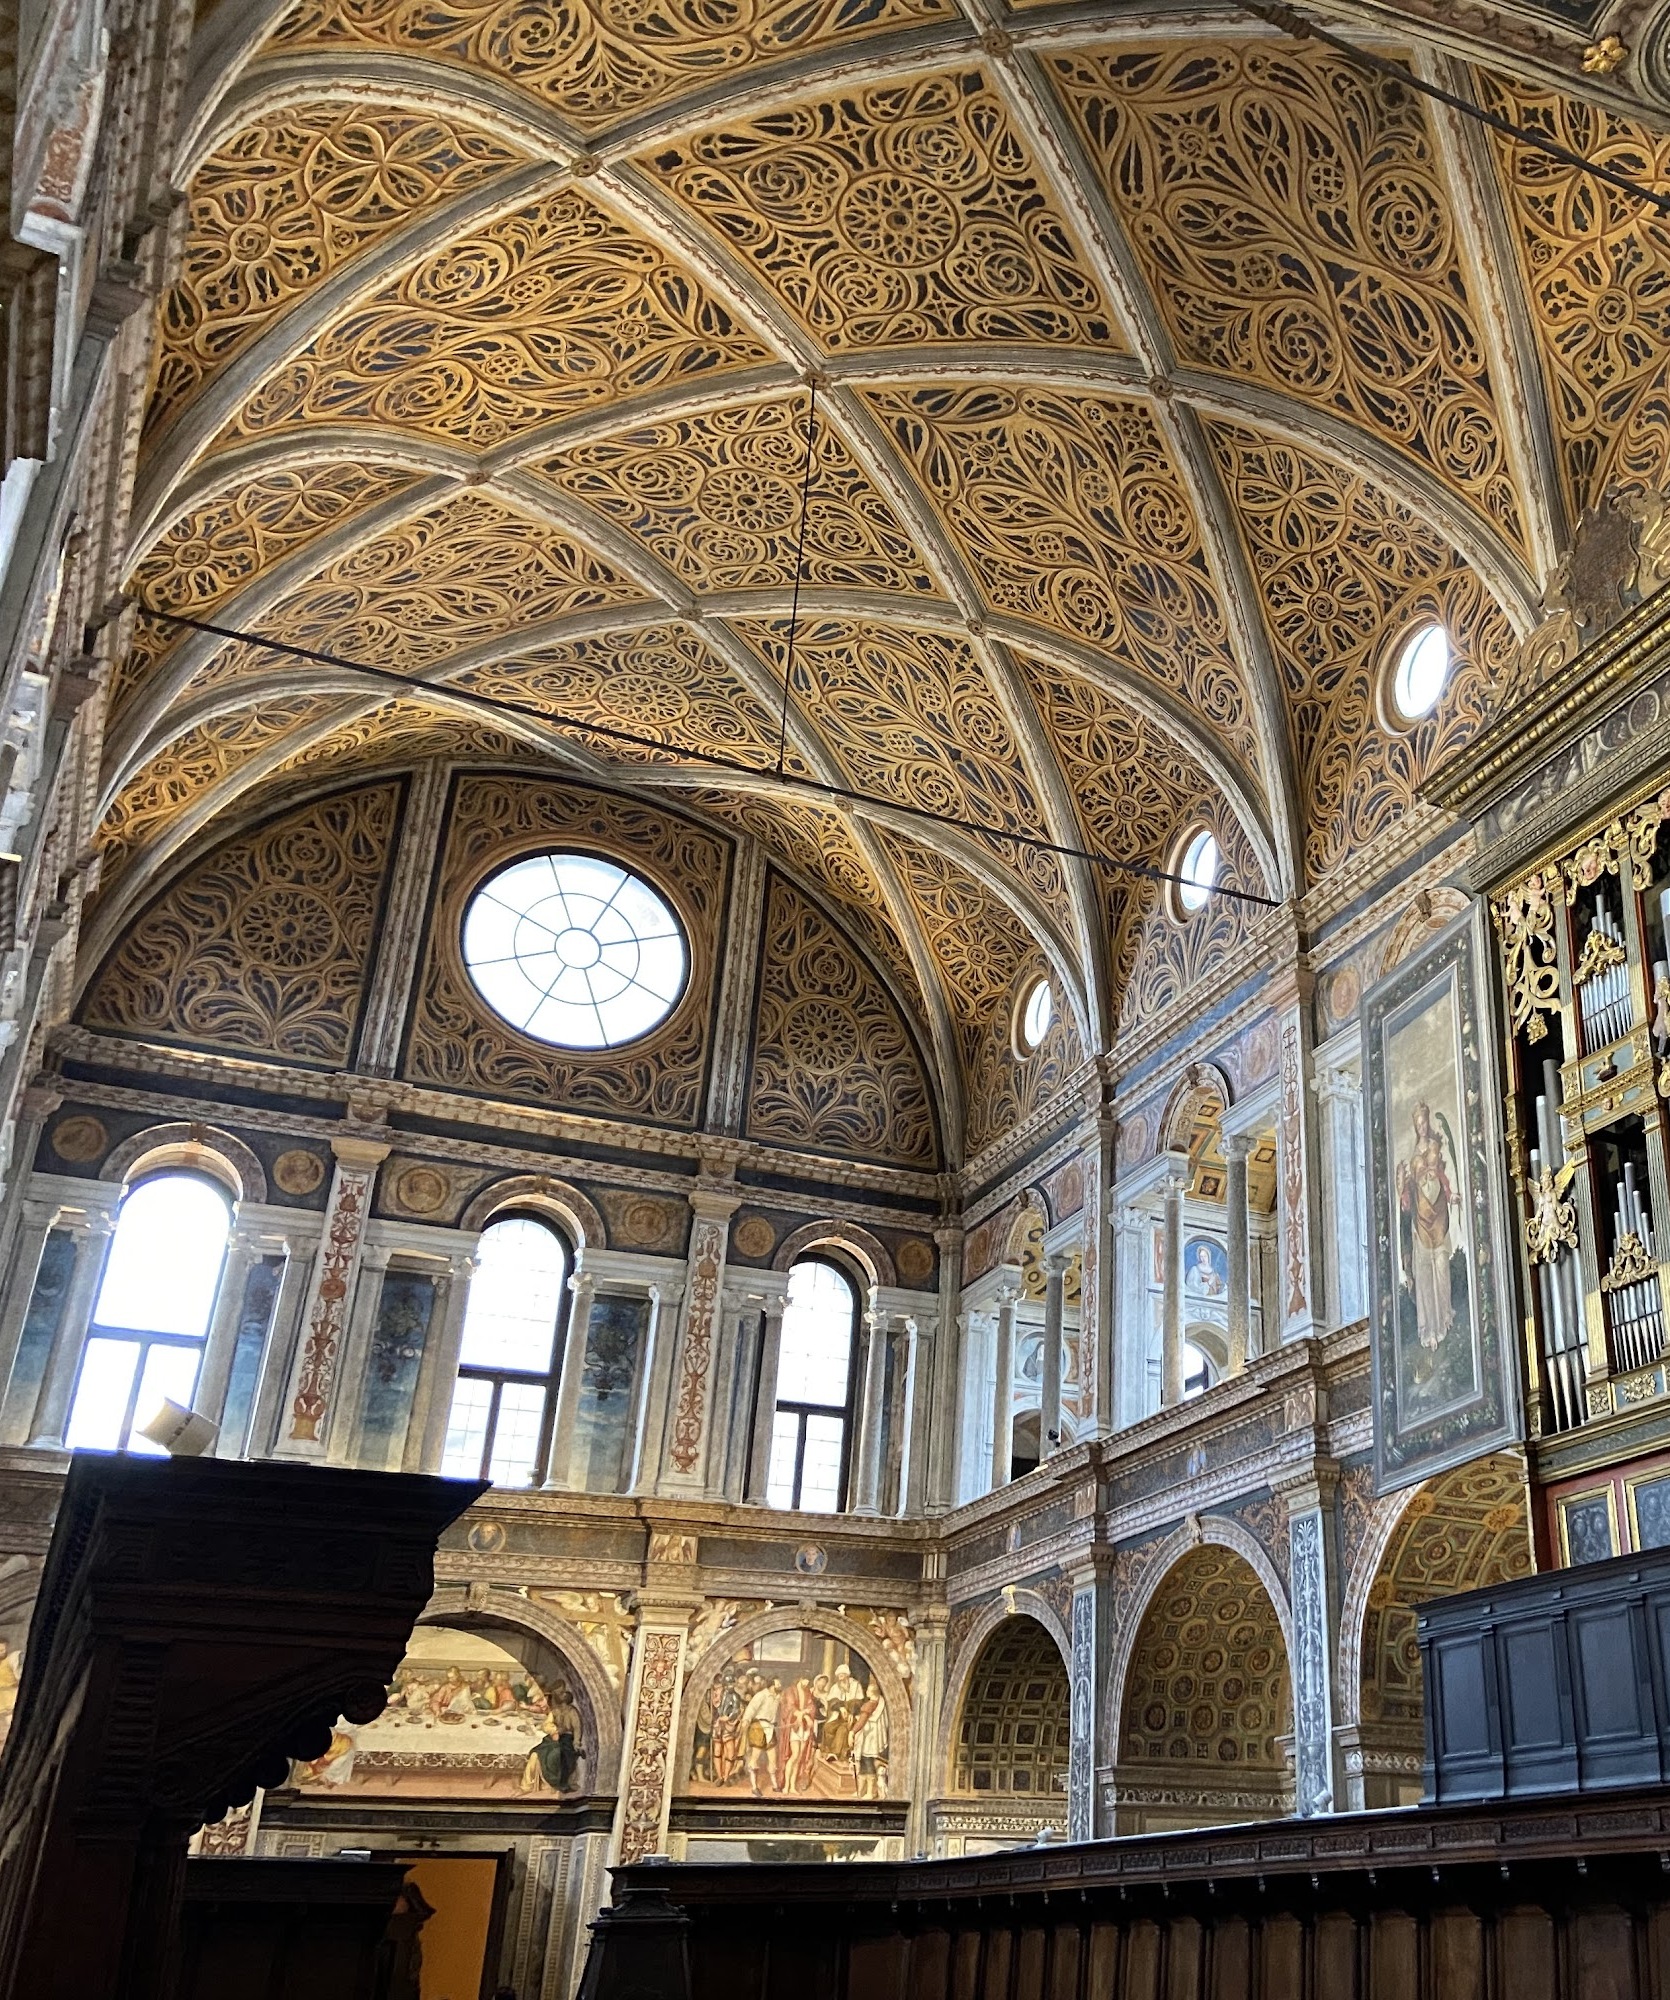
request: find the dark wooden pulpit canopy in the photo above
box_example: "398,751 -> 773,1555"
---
0,1454 -> 483,2000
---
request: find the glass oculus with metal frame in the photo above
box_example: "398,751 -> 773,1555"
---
462,850 -> 688,1050
1390,623 -> 1451,723
1176,829 -> 1220,914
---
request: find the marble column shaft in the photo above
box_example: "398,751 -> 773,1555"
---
30,1209 -> 116,1444
851,1304 -> 889,1515
989,1284 -> 1018,1490
1160,1165 -> 1187,1408
745,1300 -> 786,1501
1040,1249 -> 1068,1455
545,1270 -> 597,1490
1224,1131 -> 1254,1373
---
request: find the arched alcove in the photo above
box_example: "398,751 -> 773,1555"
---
1115,1544 -> 1292,1835
949,1615 -> 1070,1805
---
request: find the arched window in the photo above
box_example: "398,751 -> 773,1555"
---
66,1171 -> 232,1453
441,1214 -> 571,1487
1183,1339 -> 1215,1399
766,1256 -> 859,1513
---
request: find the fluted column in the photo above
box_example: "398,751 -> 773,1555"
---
406,1248 -> 479,1473
746,1295 -> 787,1502
1160,1162 -> 1187,1408
1040,1249 -> 1068,1456
990,1282 -> 1019,1489
1225,1131 -> 1254,1374
851,1301 -> 889,1515
545,1269 -> 596,1490
30,1209 -> 116,1444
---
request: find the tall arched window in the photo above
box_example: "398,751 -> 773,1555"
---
441,1214 -> 570,1487
766,1256 -> 858,1513
66,1171 -> 232,1453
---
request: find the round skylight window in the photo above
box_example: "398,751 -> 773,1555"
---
462,852 -> 687,1050
1018,977 -> 1054,1053
1390,622 -> 1451,723
1175,829 -> 1220,914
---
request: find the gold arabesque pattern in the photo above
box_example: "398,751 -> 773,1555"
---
745,872 -> 936,1167
642,72 -> 1121,352
267,0 -> 951,135
871,385 -> 1258,768
1206,420 -> 1516,882
540,395 -> 936,597
149,109 -> 522,438
1053,43 -> 1524,549
82,781 -> 401,1069
220,186 -> 772,450
1475,71 -> 1670,520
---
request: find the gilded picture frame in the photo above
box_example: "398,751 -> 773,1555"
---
1364,904 -> 1521,1492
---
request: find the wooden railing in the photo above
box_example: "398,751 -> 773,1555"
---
579,1786 -> 1670,1999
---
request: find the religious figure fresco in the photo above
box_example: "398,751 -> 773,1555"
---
291,1625 -> 585,1799
686,1630 -> 889,1802
1184,1237 -> 1227,1299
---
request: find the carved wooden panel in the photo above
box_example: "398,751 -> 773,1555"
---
217,186 -> 772,450
266,0 -> 952,133
641,71 -> 1122,352
82,780 -> 403,1067
404,772 -> 728,1125
745,871 -> 937,1167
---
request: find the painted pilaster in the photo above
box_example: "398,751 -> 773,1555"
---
29,1203 -> 115,1443
661,1188 -> 740,1493
1160,1161 -> 1186,1407
1076,1086 -> 1116,1436
611,1538 -> 701,1867
544,1270 -> 596,1491
245,1218 -> 323,1459
355,759 -> 449,1078
1315,1045 -> 1368,1329
280,1134 -> 389,1453
906,1604 -> 947,1857
925,1224 -> 962,1512
1040,1248 -> 1068,1455
851,1299 -> 890,1516
1224,1131 -> 1253,1374
746,1293 -> 787,1501
404,1246 -> 478,1473
323,1240 -> 393,1465
1274,969 -> 1327,1344
1281,1463 -> 1344,1816
1068,1560 -> 1110,1843
989,1280 -> 1019,1491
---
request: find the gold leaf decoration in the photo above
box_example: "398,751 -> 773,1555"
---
733,614 -> 1073,929
869,383 -> 1258,768
540,396 -> 937,596
1204,420 -> 1514,883
149,109 -> 524,436
456,623 -> 789,769
1474,71 -> 1670,520
872,830 -> 1081,1155
1052,43 -> 1524,547
219,186 -> 772,449
115,464 -> 419,713
261,488 -> 642,668
81,781 -> 401,1068
267,0 -> 951,134
1491,868 -> 1562,1045
745,871 -> 937,1167
96,697 -> 344,900
641,71 -> 1122,351
405,773 -> 727,1124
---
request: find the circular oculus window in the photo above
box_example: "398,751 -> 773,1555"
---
1175,829 -> 1220,915
462,851 -> 688,1050
1389,622 -> 1451,724
1018,976 -> 1054,1053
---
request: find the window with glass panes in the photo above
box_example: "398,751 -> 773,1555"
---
440,1214 -> 570,1486
66,1171 -> 232,1452
765,1256 -> 858,1513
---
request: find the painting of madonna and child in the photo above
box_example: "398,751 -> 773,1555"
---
291,1625 -> 587,1799
688,1629 -> 891,1802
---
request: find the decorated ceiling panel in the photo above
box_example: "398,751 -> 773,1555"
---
106,4 -> 1644,1134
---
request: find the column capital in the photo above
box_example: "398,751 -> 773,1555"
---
330,1134 -> 390,1172
933,1223 -> 963,1250
1160,1164 -> 1188,1198
358,1241 -> 395,1274
688,1188 -> 742,1224
1311,1062 -> 1360,1106
1265,960 -> 1316,1014
1222,1130 -> 1256,1163
446,1251 -> 479,1281
1275,1457 -> 1340,1515
1044,1246 -> 1072,1280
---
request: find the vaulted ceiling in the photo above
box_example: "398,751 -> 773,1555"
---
97,0 -> 1670,1158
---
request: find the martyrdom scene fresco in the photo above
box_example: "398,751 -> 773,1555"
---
687,1630 -> 891,1801
1384,972 -> 1480,1427
292,1625 -> 586,1799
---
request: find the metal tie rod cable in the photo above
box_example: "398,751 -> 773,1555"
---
134,601 -> 1281,910
1237,0 -> 1670,217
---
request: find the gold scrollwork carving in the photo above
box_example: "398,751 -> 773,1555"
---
83,781 -> 401,1066
1525,1162 -> 1578,1264
1492,870 -> 1562,1045
744,872 -> 937,1167
1602,1230 -> 1656,1290
1574,926 -> 1628,986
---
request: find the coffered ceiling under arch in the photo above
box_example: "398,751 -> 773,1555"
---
102,0 -> 1670,1164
